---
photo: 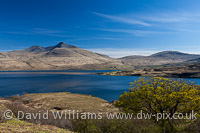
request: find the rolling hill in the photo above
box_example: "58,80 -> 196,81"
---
120,51 -> 200,68
100,52 -> 200,78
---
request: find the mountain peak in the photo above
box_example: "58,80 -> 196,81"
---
25,45 -> 46,52
24,42 -> 78,53
54,42 -> 77,48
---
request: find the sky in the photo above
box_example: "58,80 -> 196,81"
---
1,0 -> 200,58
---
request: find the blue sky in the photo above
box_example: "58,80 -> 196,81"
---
1,0 -> 200,57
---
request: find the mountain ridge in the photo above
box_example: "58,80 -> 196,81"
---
0,42 -> 129,70
120,51 -> 200,68
1,43 -> 200,71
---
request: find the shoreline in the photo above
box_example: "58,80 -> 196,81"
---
97,68 -> 200,79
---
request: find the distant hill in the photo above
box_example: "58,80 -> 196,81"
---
120,51 -> 200,68
1,44 -> 200,71
185,57 -> 200,63
0,42 -> 129,70
120,55 -> 146,60
100,52 -> 200,78
150,51 -> 200,60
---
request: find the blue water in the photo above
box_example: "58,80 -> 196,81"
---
0,70 -> 200,101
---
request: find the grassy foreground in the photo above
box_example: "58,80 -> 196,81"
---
0,92 -> 119,133
0,97 -> 73,133
1,84 -> 200,133
0,119 -> 71,133
16,92 -> 119,113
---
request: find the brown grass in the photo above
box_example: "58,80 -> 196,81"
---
0,118 -> 72,133
2,92 -> 200,132
12,92 -> 119,114
5,102 -> 73,130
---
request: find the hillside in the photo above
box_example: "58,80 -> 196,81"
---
0,42 -> 130,71
98,62 -> 200,78
1,44 -> 200,71
0,92 -> 119,132
120,51 -> 200,68
99,52 -> 200,78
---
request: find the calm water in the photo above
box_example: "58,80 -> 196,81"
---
0,70 -> 200,101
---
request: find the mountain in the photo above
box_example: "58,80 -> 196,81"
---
0,42 -> 129,71
22,42 -> 77,53
53,42 -> 78,48
184,57 -> 200,63
120,51 -> 200,68
120,55 -> 146,60
1,44 -> 200,71
100,52 -> 200,78
99,63 -> 200,78
0,52 -> 31,70
150,51 -> 200,60
25,46 -> 46,53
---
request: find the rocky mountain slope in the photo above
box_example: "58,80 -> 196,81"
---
1,43 -> 200,71
99,55 -> 200,78
120,51 -> 200,68
0,42 -> 129,70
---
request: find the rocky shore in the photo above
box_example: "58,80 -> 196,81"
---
97,63 -> 200,78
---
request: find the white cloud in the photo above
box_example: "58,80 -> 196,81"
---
87,47 -> 200,58
92,28 -> 167,36
87,48 -> 160,58
3,28 -> 75,37
93,11 -> 200,35
93,12 -> 151,26
33,28 -> 62,34
139,12 -> 200,23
